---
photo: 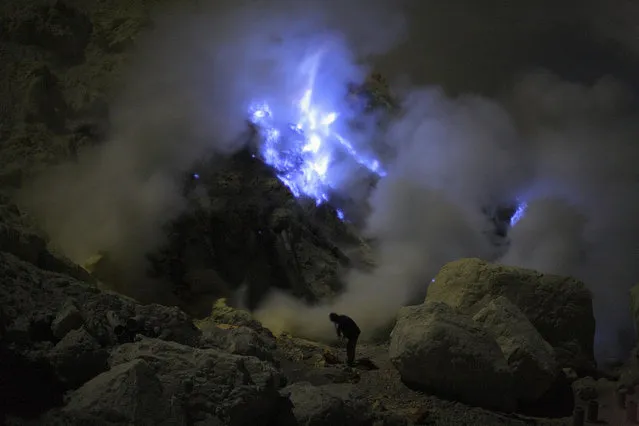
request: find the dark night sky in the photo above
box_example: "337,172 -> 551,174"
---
375,0 -> 639,96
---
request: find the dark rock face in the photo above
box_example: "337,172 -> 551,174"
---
0,203 -> 610,425
389,301 -> 517,413
148,152 -> 353,315
428,258 -> 596,373
3,1 -> 93,64
0,0 -> 366,314
388,259 -> 596,417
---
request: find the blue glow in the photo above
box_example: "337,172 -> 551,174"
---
510,201 -> 528,227
248,58 -> 385,219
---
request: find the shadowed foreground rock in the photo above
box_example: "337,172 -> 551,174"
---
472,296 -> 558,402
428,258 -> 596,372
389,301 -> 517,413
62,359 -> 173,424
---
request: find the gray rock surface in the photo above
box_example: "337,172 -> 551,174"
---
48,326 -> 108,388
199,325 -> 277,362
389,301 -> 516,412
51,299 -> 84,339
109,338 -> 285,425
63,359 -> 175,425
472,296 -> 558,401
282,381 -> 371,426
428,258 -> 596,371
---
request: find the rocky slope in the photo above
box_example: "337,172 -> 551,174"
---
0,220 -> 570,425
4,1 -> 639,425
0,198 -> 610,425
0,0 -> 372,313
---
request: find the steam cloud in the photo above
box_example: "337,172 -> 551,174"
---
17,0 -> 639,362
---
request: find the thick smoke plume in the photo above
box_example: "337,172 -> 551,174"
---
17,0 -> 639,362
257,70 -> 639,362
17,0 -> 406,300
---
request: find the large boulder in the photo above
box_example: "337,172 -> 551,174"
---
62,359 -> 175,425
472,296 -> 558,402
281,382 -> 372,426
109,337 -> 286,424
389,301 -> 516,412
48,326 -> 109,388
428,258 -> 595,371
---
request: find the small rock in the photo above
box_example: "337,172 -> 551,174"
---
51,300 -> 84,339
573,377 -> 599,401
49,327 -> 108,388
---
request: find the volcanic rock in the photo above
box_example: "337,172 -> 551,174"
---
109,337 -> 285,424
428,258 -> 596,372
281,381 -> 372,426
62,358 -> 175,425
389,300 -> 517,413
472,296 -> 558,402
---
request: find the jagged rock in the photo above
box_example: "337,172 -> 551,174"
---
135,303 -> 200,345
109,337 -> 286,424
51,299 -> 84,339
0,249 -> 198,350
94,13 -> 153,53
23,66 -> 67,131
472,296 -> 558,401
203,298 -> 271,335
199,324 -> 277,362
151,153 -> 348,312
618,345 -> 639,389
572,376 -> 599,401
389,301 -> 516,413
428,258 -> 596,372
4,1 -> 92,64
48,327 -> 108,388
281,382 -> 371,426
0,197 -> 94,283
62,359 -> 176,425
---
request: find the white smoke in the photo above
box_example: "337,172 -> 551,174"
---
16,0 -> 639,362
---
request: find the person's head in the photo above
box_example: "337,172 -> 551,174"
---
329,312 -> 339,323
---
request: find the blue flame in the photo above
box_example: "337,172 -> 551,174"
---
247,62 -> 385,216
510,201 -> 528,226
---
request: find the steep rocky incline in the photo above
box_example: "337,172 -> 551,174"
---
0,0 -> 369,313
0,203 -> 595,425
0,201 -> 584,425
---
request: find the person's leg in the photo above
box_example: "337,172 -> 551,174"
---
346,336 -> 358,365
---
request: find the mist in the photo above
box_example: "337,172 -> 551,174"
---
257,69 -> 639,362
14,0 -> 639,361
16,0 -> 407,299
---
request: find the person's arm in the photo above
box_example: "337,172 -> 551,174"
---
334,323 -> 342,338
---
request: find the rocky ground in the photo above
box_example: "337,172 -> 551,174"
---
0,197 -> 622,425
0,234 -> 571,426
4,1 -> 639,425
